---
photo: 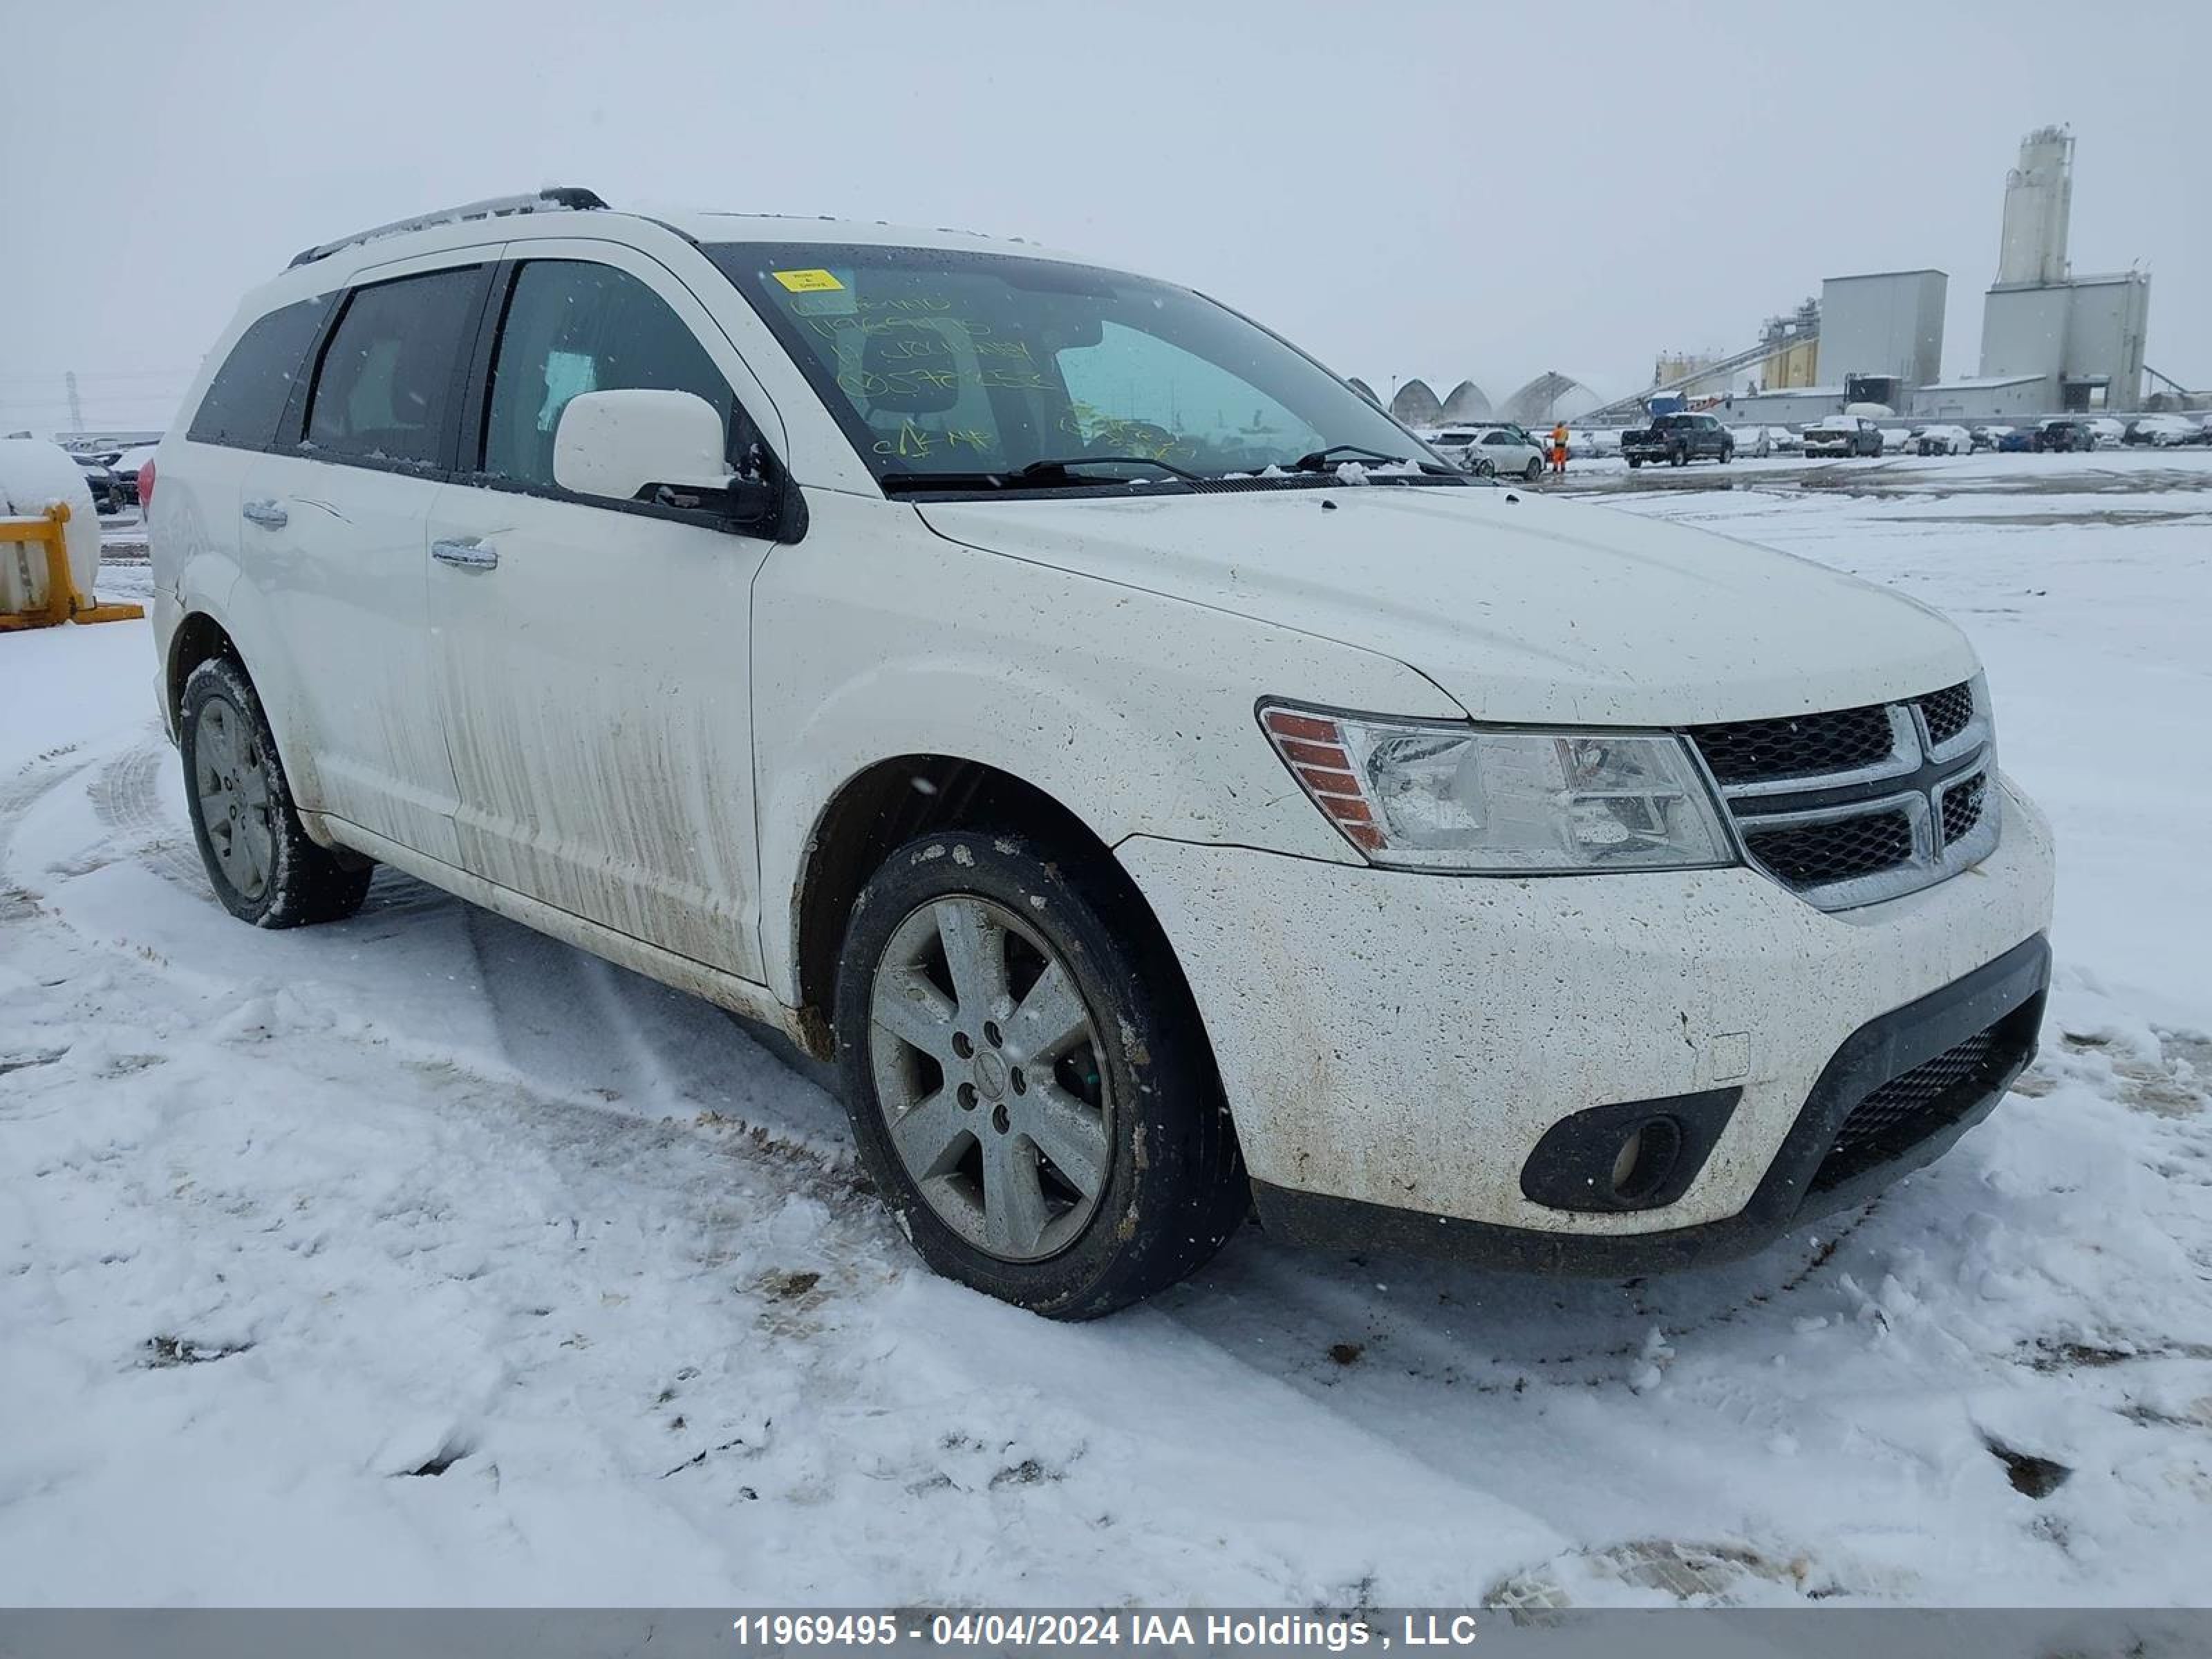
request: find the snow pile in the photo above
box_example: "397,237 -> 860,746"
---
0,438 -> 101,610
2,454 -> 2210,1606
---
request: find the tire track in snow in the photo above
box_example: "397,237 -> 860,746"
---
0,744 -> 95,918
13,704 -> 2212,1604
85,732 -> 209,891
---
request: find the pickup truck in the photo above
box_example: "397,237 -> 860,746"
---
1622,411 -> 1736,469
1803,415 -> 1884,458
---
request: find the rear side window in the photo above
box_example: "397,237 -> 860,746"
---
480,260 -> 740,493
186,295 -> 330,449
305,267 -> 486,468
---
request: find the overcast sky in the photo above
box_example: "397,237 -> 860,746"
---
3,0 -> 2206,432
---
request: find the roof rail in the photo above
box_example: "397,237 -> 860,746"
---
287,187 -> 608,270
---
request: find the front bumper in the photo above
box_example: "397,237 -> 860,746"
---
1253,932 -> 2046,1272
1117,775 -> 2055,1265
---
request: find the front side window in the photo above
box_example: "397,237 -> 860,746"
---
712,243 -> 1452,491
481,261 -> 742,492
188,294 -> 332,449
305,267 -> 485,467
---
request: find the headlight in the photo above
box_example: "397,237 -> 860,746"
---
1259,703 -> 1736,873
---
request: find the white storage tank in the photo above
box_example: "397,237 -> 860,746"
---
0,438 -> 103,616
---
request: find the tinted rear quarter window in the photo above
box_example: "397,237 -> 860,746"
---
186,295 -> 331,449
306,267 -> 487,468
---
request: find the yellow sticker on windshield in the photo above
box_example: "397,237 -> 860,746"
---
772,268 -> 845,292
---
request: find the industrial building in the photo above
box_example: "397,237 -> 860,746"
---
1717,267 -> 1951,428
1968,125 -> 2152,414
1605,125 -> 2167,430
1819,270 -> 1948,409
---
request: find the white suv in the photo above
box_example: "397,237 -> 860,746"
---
1463,423 -> 1548,481
147,191 -> 2055,1317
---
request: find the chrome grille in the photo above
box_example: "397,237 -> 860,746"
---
1689,677 -> 1999,911
1921,682 -> 1975,747
1940,771 -> 1987,845
1743,810 -> 1913,887
1695,702 -> 1894,785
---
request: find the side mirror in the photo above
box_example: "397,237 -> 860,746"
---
554,388 -> 737,507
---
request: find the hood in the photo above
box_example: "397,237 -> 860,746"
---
916,485 -> 1977,726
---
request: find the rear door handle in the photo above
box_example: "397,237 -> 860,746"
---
431,537 -> 499,572
242,500 -> 288,529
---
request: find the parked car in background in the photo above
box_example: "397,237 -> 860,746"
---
1462,423 -> 1547,482
145,190 -> 2053,1316
70,453 -> 125,514
1729,424 -> 1772,458
111,444 -> 160,504
1802,415 -> 1883,458
1421,429 -> 1483,470
2122,415 -> 2197,447
1622,411 -> 1734,469
2086,417 -> 2125,449
1916,424 -> 1971,456
1768,424 -> 1801,453
1573,427 -> 1621,458
2034,418 -> 2097,453
1996,428 -> 2037,453
1969,424 -> 2013,452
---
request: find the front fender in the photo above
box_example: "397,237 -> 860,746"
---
750,491 -> 1457,1002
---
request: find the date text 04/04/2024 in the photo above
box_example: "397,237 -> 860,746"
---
727,1613 -> 1485,1649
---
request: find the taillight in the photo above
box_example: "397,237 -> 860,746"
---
138,458 -> 155,509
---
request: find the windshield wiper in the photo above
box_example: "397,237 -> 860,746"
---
1013,453 -> 1205,482
879,471 -> 1011,494
880,454 -> 1203,496
1287,444 -> 1405,471
1284,444 -> 1459,478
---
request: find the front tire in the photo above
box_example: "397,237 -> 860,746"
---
1524,457 -> 1544,482
181,657 -> 372,928
834,831 -> 1246,1318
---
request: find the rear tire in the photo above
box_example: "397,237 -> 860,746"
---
1474,458 -> 1497,478
1627,456 -> 1642,469
1669,445 -> 1687,467
180,657 -> 373,928
834,830 -> 1246,1318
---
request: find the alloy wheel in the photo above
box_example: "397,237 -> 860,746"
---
868,896 -> 1114,1263
194,695 -> 276,902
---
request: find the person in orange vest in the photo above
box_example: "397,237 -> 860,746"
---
1549,422 -> 1569,476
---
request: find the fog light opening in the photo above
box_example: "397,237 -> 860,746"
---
1609,1116 -> 1684,1205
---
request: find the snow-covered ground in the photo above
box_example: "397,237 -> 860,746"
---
3,452 -> 2209,1607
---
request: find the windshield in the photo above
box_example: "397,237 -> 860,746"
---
711,242 -> 1452,491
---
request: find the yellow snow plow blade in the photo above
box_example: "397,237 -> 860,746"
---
0,503 -> 144,630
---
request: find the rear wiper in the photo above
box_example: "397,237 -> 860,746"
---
879,454 -> 1203,496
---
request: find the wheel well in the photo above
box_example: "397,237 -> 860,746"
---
168,612 -> 242,725
791,757 -> 1190,1062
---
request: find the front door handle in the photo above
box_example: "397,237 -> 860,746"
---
431,537 -> 499,572
242,499 -> 288,529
